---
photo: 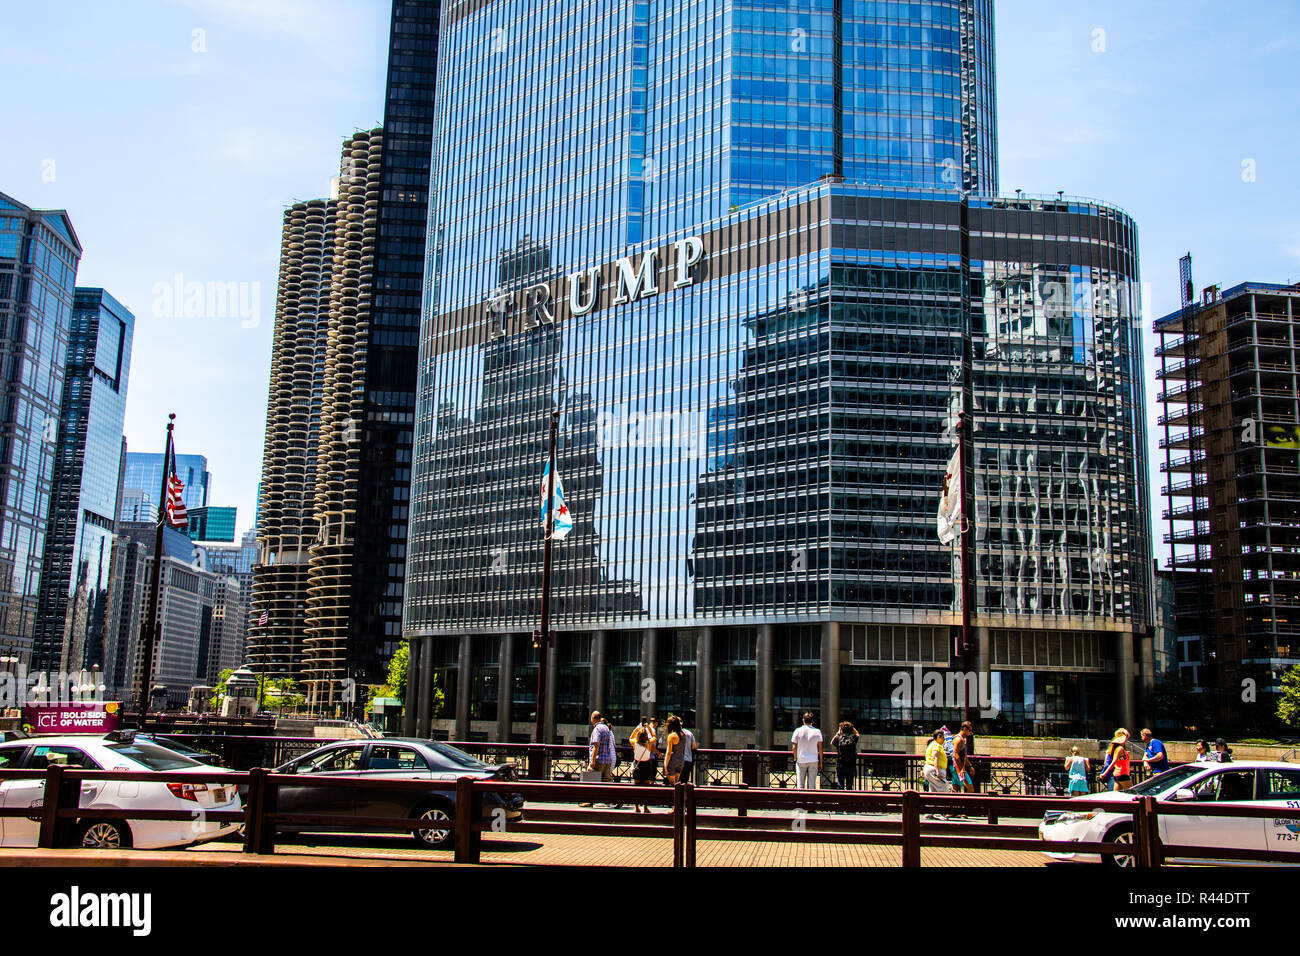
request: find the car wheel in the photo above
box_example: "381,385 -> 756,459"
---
1102,824 -> 1135,869
78,820 -> 132,850
411,803 -> 454,849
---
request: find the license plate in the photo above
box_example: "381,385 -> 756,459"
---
212,787 -> 227,804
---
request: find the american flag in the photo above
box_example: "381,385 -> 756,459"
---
258,610 -> 268,626
166,470 -> 188,529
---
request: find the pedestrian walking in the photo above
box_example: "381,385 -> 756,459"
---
951,721 -> 974,793
580,710 -> 618,807
1064,746 -> 1090,796
1194,739 -> 1212,762
1099,729 -> 1132,791
924,729 -> 950,794
680,723 -> 698,783
790,711 -> 824,789
1212,737 -> 1233,762
629,717 -> 660,812
1140,728 -> 1169,776
662,715 -> 687,786
940,725 -> 957,788
830,721 -> 860,790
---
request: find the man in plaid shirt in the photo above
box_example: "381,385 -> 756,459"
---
580,711 -> 619,808
588,711 -> 617,780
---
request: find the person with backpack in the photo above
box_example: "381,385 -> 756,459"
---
629,717 -> 660,812
1064,746 -> 1090,796
1099,729 -> 1132,791
830,721 -> 860,790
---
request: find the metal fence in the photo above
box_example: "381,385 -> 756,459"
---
157,734 -> 1154,796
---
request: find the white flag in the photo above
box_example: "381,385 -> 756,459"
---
937,449 -> 963,545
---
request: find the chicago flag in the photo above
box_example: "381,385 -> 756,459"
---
539,462 -> 574,541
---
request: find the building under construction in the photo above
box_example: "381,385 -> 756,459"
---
1156,271 -> 1300,715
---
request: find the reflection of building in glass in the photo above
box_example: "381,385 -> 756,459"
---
121,452 -> 210,517
1156,281 -> 1300,714
404,1 -> 1151,745
0,191 -> 82,666
33,288 -> 133,674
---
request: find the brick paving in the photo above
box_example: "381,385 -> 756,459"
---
0,803 -> 1049,868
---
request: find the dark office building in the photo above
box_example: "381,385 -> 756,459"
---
0,191 -> 82,667
250,0 -> 440,709
33,288 -> 134,673
402,1 -> 1152,745
1156,279 -> 1300,712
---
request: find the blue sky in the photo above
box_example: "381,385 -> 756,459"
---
1,0 -> 1297,554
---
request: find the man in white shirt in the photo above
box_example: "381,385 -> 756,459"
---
790,712 -> 823,789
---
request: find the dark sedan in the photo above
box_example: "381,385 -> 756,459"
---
271,738 -> 523,848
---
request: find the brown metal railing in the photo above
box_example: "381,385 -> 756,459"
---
5,765 -> 1298,868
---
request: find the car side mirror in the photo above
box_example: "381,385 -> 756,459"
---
1172,788 -> 1196,801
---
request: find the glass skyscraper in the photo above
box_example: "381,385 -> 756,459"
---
403,0 -> 1151,744
0,191 -> 82,666
33,288 -> 134,673
121,451 -> 211,518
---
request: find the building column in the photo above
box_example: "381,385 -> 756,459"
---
975,625 -> 992,723
696,627 -> 714,747
497,633 -> 514,743
1117,631 -> 1136,730
756,624 -> 775,749
455,634 -> 471,740
820,621 -> 840,732
641,629 -> 658,717
1139,625 -> 1156,727
590,631 -> 607,717
403,637 -> 421,737
543,640 -> 559,743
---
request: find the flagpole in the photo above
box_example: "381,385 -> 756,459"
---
534,409 -> 560,744
137,413 -> 175,724
959,408 -> 974,725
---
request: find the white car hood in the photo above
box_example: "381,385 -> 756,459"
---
1065,790 -> 1140,806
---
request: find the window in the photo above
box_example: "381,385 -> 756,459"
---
1265,769 -> 1300,798
367,747 -> 427,772
1193,770 -> 1257,802
297,746 -> 364,773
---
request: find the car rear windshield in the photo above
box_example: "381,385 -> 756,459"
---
105,741 -> 204,771
424,742 -> 489,770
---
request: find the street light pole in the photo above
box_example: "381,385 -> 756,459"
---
534,410 -> 559,744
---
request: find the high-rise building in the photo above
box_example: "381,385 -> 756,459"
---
250,195 -> 335,682
195,527 -> 259,674
251,0 -> 439,709
33,288 -> 134,673
402,0 -> 1152,744
1156,279 -> 1300,712
0,190 -> 82,666
185,505 -> 237,542
120,451 -> 210,519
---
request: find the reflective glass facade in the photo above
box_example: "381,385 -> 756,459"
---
0,192 -> 81,665
405,1 -> 1149,741
33,288 -> 134,672
122,452 -> 210,516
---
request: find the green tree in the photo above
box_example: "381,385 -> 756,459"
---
209,668 -> 235,709
367,641 -> 444,720
1278,665 -> 1300,730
